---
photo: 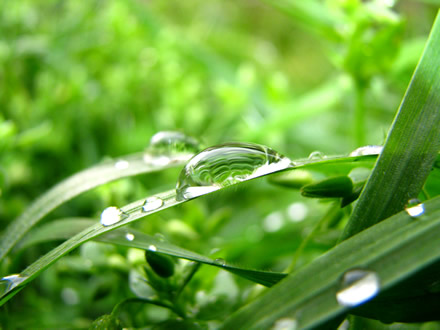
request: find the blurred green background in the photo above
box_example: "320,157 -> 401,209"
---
1,0 -> 439,327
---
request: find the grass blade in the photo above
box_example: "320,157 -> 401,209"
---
221,196 -> 440,329
341,11 -> 440,239
0,152 -> 193,262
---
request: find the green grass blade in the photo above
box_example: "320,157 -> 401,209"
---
0,152 -> 193,262
221,196 -> 440,329
341,11 -> 440,240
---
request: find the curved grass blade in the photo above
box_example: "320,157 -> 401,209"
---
341,11 -> 440,240
14,217 -> 286,287
221,196 -> 440,329
0,152 -> 193,262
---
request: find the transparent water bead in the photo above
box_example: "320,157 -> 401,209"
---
271,318 -> 298,330
125,233 -> 135,241
0,274 -> 27,296
176,142 -> 292,200
149,131 -> 200,154
100,206 -> 128,227
214,258 -> 226,266
349,145 -> 383,157
142,196 -> 164,212
148,245 -> 157,252
405,199 -> 425,217
308,151 -> 325,160
336,269 -> 380,307
114,159 -> 129,170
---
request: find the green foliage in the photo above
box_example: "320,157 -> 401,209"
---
1,0 -> 440,328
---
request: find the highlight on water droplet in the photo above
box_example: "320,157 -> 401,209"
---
405,199 -> 425,217
349,145 -> 383,157
214,258 -> 226,266
100,206 -> 128,227
308,151 -> 325,160
271,317 -> 298,330
148,245 -> 157,252
114,159 -> 129,170
149,131 -> 200,154
0,274 -> 28,295
336,268 -> 380,307
176,142 -> 292,200
125,233 -> 135,241
142,196 -> 164,212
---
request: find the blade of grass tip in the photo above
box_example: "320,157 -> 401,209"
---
341,11 -> 440,240
0,151 -> 193,262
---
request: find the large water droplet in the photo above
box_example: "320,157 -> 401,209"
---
271,318 -> 298,330
405,199 -> 425,218
0,274 -> 27,295
100,206 -> 128,227
149,131 -> 200,154
349,145 -> 383,157
142,196 -> 164,212
176,142 -> 292,200
336,269 -> 380,307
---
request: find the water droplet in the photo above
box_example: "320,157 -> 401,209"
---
143,154 -> 171,166
349,145 -> 383,157
142,196 -> 164,212
154,233 -> 166,242
148,245 -> 157,252
0,274 -> 27,295
149,131 -> 200,154
336,269 -> 380,307
114,159 -> 129,170
100,207 -> 128,227
214,258 -> 226,266
271,318 -> 298,330
405,199 -> 425,217
125,233 -> 135,241
308,151 -> 325,160
176,142 -> 292,200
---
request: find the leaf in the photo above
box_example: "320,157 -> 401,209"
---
221,196 -> 440,329
341,11 -> 440,239
0,151 -> 193,262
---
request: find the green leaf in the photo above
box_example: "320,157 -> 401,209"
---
221,196 -> 440,329
341,11 -> 440,240
0,151 -> 193,262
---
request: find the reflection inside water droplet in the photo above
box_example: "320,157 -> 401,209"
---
100,207 -> 128,226
271,318 -> 298,330
114,159 -> 129,170
214,258 -> 226,266
149,131 -> 200,154
0,274 -> 27,296
125,233 -> 135,241
336,269 -> 380,307
405,199 -> 425,217
142,196 -> 164,212
349,145 -> 383,157
148,245 -> 157,252
308,151 -> 325,160
176,142 -> 292,200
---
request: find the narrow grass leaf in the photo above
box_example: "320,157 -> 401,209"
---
341,11 -> 440,239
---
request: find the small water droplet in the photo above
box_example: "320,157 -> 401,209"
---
154,233 -> 166,242
349,145 -> 383,157
0,274 -> 27,295
214,258 -> 226,266
176,142 -> 292,200
148,245 -> 157,252
125,233 -> 135,241
114,159 -> 129,170
100,206 -> 128,227
271,318 -> 298,330
405,199 -> 425,217
143,154 -> 171,166
142,196 -> 164,212
336,269 -> 380,307
149,131 -> 200,153
308,151 -> 325,160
